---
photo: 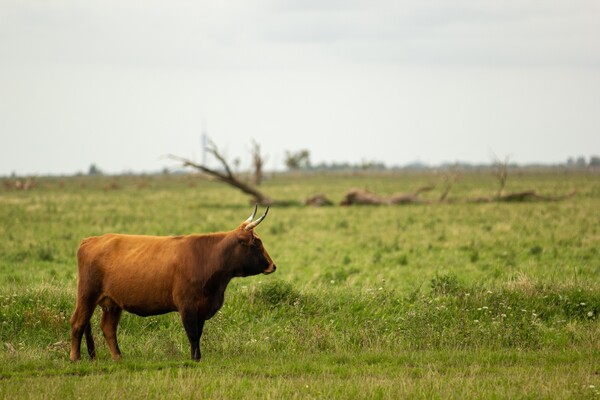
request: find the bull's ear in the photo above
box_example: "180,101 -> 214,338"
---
236,228 -> 255,246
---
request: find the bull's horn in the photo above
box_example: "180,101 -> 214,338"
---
244,206 -> 269,231
245,204 -> 258,223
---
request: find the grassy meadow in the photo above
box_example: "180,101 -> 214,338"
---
1,170 -> 599,399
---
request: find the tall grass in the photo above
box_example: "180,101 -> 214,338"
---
1,277 -> 598,363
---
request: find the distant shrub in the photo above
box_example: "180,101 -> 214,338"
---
256,280 -> 300,308
37,244 -> 54,262
430,273 -> 463,296
336,219 -> 349,229
469,249 -> 479,263
529,245 -> 543,256
397,254 -> 409,266
323,267 -> 359,283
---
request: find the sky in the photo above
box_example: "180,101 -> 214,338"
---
1,0 -> 599,175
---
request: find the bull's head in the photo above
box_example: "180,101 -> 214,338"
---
235,205 -> 276,277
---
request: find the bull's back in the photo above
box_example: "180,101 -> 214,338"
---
77,234 -> 187,314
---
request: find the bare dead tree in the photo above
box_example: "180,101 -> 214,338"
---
168,140 -> 276,206
493,155 -> 510,198
250,139 -> 268,186
439,170 -> 459,203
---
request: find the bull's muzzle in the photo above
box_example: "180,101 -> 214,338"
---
264,264 -> 276,274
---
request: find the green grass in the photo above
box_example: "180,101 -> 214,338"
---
1,171 -> 599,398
1,351 -> 598,399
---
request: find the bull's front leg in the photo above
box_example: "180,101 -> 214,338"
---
180,310 -> 205,361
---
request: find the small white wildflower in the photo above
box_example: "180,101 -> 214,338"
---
580,302 -> 586,306
487,291 -> 493,294
590,385 -> 596,389
501,314 -> 507,318
482,306 -> 489,310
330,280 -> 335,284
588,311 -> 594,317
477,308 -> 482,311
378,287 -> 383,291
474,320 -> 479,323
521,309 -> 527,312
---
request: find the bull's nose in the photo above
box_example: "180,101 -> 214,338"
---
264,264 -> 276,274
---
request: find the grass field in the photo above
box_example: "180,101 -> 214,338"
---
1,170 -> 599,398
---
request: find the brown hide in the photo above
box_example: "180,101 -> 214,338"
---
70,215 -> 276,362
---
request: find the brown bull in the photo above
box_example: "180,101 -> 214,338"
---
69,206 -> 276,362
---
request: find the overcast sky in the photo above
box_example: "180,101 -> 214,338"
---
1,0 -> 599,175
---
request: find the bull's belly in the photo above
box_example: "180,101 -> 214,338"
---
98,294 -> 177,316
125,305 -> 176,317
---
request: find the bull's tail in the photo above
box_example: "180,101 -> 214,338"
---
84,322 -> 96,359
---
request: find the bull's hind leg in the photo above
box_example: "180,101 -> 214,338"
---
70,298 -> 97,361
100,307 -> 123,361
84,322 -> 95,359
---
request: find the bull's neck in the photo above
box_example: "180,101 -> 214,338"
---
215,232 -> 244,277
194,232 -> 240,291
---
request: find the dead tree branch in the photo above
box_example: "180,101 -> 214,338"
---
168,142 -> 277,206
206,140 -> 234,179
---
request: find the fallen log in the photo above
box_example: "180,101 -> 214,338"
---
340,186 -> 434,206
304,194 -> 334,207
468,190 -> 577,203
340,189 -> 387,206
